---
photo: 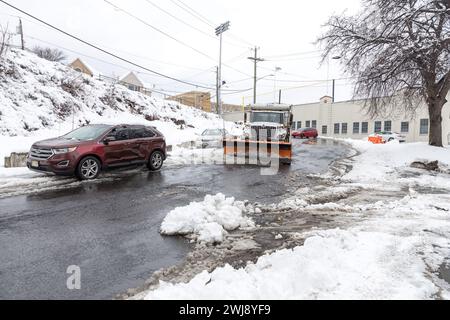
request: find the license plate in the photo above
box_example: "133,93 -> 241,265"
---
31,160 -> 39,168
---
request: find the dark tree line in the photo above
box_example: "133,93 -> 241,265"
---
319,0 -> 450,146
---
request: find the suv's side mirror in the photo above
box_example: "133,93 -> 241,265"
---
103,136 -> 116,145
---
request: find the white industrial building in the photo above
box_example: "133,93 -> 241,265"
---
223,95 -> 450,144
291,95 -> 450,144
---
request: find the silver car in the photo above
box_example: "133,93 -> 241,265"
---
201,129 -> 229,148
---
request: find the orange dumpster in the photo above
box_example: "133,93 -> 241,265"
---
368,136 -> 384,144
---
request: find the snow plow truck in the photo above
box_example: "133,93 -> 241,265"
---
223,104 -> 294,165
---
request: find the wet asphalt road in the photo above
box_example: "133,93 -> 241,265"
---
0,139 -> 350,300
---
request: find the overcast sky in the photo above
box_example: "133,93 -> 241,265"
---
0,0 -> 362,105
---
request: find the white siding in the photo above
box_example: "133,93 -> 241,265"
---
292,96 -> 450,144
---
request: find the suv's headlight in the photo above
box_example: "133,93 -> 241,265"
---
53,147 -> 77,154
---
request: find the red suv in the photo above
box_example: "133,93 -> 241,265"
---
27,124 -> 167,180
292,128 -> 318,139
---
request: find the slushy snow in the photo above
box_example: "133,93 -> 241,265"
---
160,193 -> 255,244
145,228 -> 442,300
142,140 -> 450,300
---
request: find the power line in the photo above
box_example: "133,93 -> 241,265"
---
25,35 -> 208,86
170,0 -> 215,28
170,0 -> 255,48
265,50 -> 322,59
143,0 -> 248,49
29,33 -> 353,91
103,0 -> 216,62
103,0 -> 251,79
27,36 -> 217,97
265,55 -> 323,62
0,0 -> 217,90
1,10 -> 208,72
143,0 -> 217,41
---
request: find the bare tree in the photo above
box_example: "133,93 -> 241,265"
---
318,0 -> 450,147
0,25 -> 11,58
33,46 -> 67,63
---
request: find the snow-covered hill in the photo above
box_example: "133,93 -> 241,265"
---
0,49 -> 238,165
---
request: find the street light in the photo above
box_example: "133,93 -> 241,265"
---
215,21 -> 231,115
331,56 -> 341,102
273,67 -> 282,103
257,74 -> 275,82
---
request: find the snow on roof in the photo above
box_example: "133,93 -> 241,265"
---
69,58 -> 101,77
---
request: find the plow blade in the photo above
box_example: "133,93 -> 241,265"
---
223,139 -> 292,165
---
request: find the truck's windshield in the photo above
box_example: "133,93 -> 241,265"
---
251,112 -> 284,124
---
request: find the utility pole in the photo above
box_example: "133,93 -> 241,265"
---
332,79 -> 336,103
215,21 -> 230,116
248,47 -> 265,104
279,90 -> 282,104
216,66 -> 220,114
18,19 -> 24,50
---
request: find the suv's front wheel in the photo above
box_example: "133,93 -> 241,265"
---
148,151 -> 164,171
77,156 -> 101,180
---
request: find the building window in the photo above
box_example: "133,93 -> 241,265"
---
374,121 -> 382,133
353,122 -> 360,134
420,119 -> 429,135
306,121 -> 311,128
401,122 -> 409,133
322,125 -> 328,135
342,123 -> 348,134
312,120 -> 317,129
361,122 -> 369,134
334,123 -> 340,134
297,121 -> 302,130
384,121 -> 392,132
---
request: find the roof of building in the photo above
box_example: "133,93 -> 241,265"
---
119,71 -> 145,86
69,58 -> 100,77
170,91 -> 210,98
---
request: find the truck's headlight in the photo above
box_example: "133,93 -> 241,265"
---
53,147 -> 77,154
278,129 -> 287,139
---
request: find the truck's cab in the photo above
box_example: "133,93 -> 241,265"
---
243,104 -> 293,142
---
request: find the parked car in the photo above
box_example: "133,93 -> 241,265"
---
371,131 -> 406,143
27,124 -> 167,180
200,129 -> 229,148
292,128 -> 318,139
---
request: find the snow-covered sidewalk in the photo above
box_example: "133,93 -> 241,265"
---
141,141 -> 450,300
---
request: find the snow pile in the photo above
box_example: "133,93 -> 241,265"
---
160,193 -> 255,243
145,228 -> 442,300
0,49 -> 240,166
337,139 -> 450,184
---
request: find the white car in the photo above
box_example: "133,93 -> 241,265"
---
200,129 -> 229,148
372,131 -> 406,143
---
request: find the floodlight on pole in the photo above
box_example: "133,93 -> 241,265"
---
215,21 -> 231,116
